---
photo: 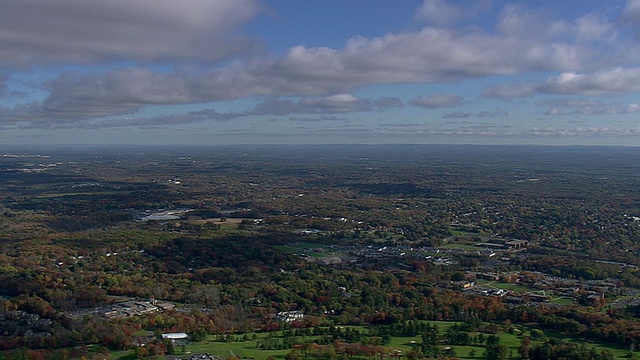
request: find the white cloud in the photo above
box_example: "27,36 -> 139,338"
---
484,67 -> 640,99
297,124 -> 640,139
572,14 -> 617,41
288,116 -> 348,122
442,108 -> 508,119
3,2 -> 636,128
498,4 -> 544,35
0,74 -> 7,97
622,0 -> 640,24
540,67 -> 640,95
250,95 -> 402,115
33,69 -> 199,120
538,98 -> 640,116
414,0 -> 463,25
544,108 -> 564,116
5,93 -> 400,128
374,97 -> 405,109
576,103 -> 640,115
253,95 -> 369,114
270,26 -> 589,86
549,14 -> 617,42
0,0 -> 261,67
410,94 -> 463,108
536,99 -> 604,108
477,109 -> 508,117
442,112 -> 471,119
529,127 -> 640,136
481,84 -> 537,99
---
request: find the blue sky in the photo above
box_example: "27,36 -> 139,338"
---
1,0 -> 640,145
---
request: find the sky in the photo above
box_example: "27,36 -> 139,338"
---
1,0 -> 640,146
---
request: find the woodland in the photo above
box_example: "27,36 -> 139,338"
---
1,144 -> 640,360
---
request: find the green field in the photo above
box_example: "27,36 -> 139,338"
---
110,321 -> 635,360
276,242 -> 342,258
186,339 -> 289,359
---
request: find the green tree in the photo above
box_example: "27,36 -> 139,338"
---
518,337 -> 531,360
485,335 -> 509,360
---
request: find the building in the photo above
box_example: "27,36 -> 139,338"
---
162,333 -> 189,345
274,311 -> 304,322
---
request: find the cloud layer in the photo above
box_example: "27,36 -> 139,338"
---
410,94 -> 464,108
483,67 -> 640,99
1,0 -> 640,141
0,0 -> 261,67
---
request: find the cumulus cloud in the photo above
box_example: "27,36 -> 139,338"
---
537,97 -> 640,116
478,109 -> 508,117
15,65 -> 371,122
5,93 -> 398,128
0,0 -> 261,67
414,0 -> 494,26
622,0 -> 640,25
39,69 -> 199,119
442,112 -> 471,119
249,95 -> 403,115
410,94 -> 463,108
370,126 -> 640,138
270,25 -> 588,86
509,7 -> 617,43
573,103 -> 640,115
539,68 -> 640,95
569,14 -> 616,42
528,127 -> 640,136
11,67 -> 404,122
442,108 -> 508,119
373,97 -> 405,109
3,2 -> 635,127
498,4 -> 546,35
414,0 -> 463,25
294,121 -> 640,140
19,108 -> 243,130
288,116 -> 348,122
0,74 -> 7,97
544,108 -> 564,116
483,67 -> 640,100
481,84 -> 538,99
536,99 -> 604,108
379,122 -> 423,127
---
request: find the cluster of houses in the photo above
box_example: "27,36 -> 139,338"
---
476,239 -> 529,251
0,310 -> 52,338
168,354 -> 221,360
273,310 -> 305,322
101,299 -> 175,319
457,271 -> 625,305
295,240 -> 520,268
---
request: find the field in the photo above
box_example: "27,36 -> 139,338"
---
108,321 -> 634,360
276,242 -> 342,258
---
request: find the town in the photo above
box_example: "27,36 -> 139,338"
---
1,145 -> 640,360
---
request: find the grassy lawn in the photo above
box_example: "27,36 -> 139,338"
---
275,243 -> 342,258
110,321 -> 635,360
476,280 -> 540,293
186,340 -> 289,359
110,349 -> 136,360
549,296 -> 575,305
538,328 -> 632,359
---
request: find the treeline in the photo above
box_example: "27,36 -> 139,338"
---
45,213 -> 133,232
527,339 -> 615,360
